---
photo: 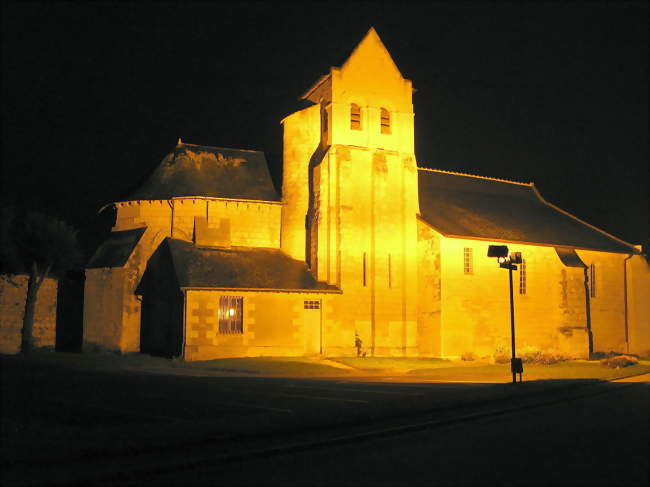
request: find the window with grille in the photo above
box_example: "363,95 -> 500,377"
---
350,103 -> 361,130
519,259 -> 527,295
380,107 -> 391,134
218,296 -> 243,334
304,300 -> 320,309
463,248 -> 473,274
589,264 -> 596,297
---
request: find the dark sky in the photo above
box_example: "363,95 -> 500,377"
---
2,2 -> 648,251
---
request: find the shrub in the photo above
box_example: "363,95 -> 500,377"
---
460,351 -> 476,361
493,344 -> 510,364
600,355 -> 638,368
591,351 -> 619,360
523,351 -> 569,365
636,350 -> 650,360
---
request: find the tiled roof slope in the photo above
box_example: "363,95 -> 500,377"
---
166,239 -> 339,292
127,143 -> 279,202
418,168 -> 636,254
87,227 -> 146,268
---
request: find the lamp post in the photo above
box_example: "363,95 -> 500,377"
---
487,245 -> 523,384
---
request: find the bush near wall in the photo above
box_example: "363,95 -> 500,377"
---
0,275 -> 57,354
600,355 -> 639,368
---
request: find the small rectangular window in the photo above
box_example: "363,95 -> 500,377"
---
363,252 -> 367,287
304,300 -> 320,309
519,259 -> 527,295
463,248 -> 473,274
589,264 -> 596,297
219,296 -> 243,334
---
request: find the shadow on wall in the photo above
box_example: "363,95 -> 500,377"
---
56,270 -> 85,352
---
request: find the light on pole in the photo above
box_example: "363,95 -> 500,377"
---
487,245 -> 523,384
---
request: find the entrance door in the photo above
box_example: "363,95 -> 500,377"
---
303,300 -> 322,355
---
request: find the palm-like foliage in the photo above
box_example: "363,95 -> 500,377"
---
0,207 -> 83,352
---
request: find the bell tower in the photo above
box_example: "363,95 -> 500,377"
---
281,28 -> 420,355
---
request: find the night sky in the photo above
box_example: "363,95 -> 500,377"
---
2,2 -> 647,254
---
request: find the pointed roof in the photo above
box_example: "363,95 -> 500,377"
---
125,142 -> 279,202
417,168 -> 637,254
340,27 -> 403,77
302,27 -> 404,101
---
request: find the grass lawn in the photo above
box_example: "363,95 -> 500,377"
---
10,352 -> 650,380
406,360 -> 650,381
329,357 -> 650,381
176,356 -> 354,376
329,357 -> 455,372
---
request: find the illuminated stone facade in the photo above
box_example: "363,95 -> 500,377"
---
1,275 -> 57,354
83,28 -> 650,360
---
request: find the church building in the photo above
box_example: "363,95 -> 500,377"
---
83,29 -> 649,360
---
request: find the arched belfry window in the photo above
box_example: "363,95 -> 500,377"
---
380,107 -> 391,134
350,103 -> 362,130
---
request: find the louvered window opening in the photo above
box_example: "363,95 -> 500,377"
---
304,300 -> 321,309
219,295 -> 243,334
350,103 -> 361,130
380,108 -> 391,134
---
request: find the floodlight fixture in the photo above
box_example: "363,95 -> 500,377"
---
487,245 -> 509,258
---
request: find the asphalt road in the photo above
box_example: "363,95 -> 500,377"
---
132,381 -> 650,486
2,355 -> 648,486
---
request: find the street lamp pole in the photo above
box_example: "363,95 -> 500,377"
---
508,265 -> 516,384
487,245 -> 523,384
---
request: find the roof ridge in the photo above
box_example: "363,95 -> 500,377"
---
178,141 -> 263,154
417,167 -> 531,187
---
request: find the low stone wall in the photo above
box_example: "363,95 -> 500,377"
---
0,274 -> 57,354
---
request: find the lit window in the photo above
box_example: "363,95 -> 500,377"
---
519,259 -> 527,295
350,103 -> 362,130
463,248 -> 473,274
380,107 -> 391,134
304,300 -> 320,309
589,264 -> 596,297
219,296 -> 243,334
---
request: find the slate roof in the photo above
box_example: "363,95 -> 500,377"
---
418,169 -> 636,254
165,239 -> 339,292
126,143 -> 279,202
555,248 -> 587,268
87,227 -> 146,268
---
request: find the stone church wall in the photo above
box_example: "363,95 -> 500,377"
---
0,274 -> 57,354
183,289 -> 336,360
627,254 -> 650,356
417,220 -> 442,357
84,197 -> 282,354
439,238 -> 593,359
309,147 -> 420,357
281,104 -> 320,261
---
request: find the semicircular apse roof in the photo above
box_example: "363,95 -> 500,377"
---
126,143 -> 279,202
